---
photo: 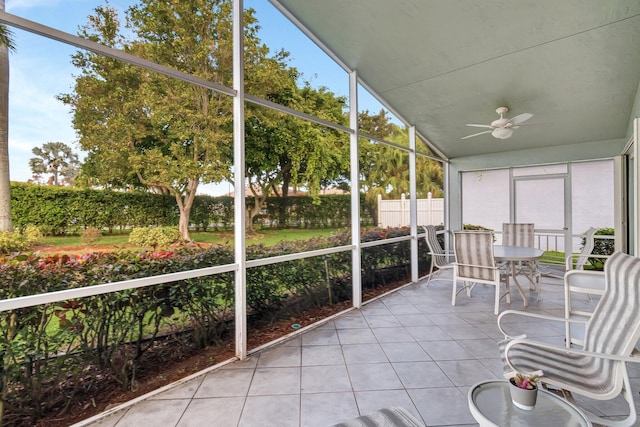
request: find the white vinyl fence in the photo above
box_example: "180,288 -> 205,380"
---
377,193 -> 444,227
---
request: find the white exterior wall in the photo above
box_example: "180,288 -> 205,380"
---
460,160 -> 614,251
571,160 -> 615,233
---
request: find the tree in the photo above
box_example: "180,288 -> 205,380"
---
357,110 -> 443,224
59,1 -> 276,240
244,83 -> 349,231
29,141 -> 80,186
0,12 -> 16,232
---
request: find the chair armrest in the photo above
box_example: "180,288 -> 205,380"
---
427,251 -> 456,263
504,336 -> 640,372
565,270 -> 606,294
497,309 -> 586,339
565,253 -> 611,270
453,262 -> 504,278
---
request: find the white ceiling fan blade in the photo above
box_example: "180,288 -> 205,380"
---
461,130 -> 493,140
465,124 -> 493,129
512,121 -> 542,127
508,113 -> 533,126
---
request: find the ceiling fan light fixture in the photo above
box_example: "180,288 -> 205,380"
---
491,127 -> 513,139
462,107 -> 533,140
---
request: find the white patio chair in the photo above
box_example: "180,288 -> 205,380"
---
564,227 -> 611,347
502,222 -> 536,248
498,251 -> 640,427
566,227 -> 611,271
423,225 -> 454,285
452,230 -> 510,315
502,223 -> 541,292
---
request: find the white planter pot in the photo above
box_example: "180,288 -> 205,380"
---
509,378 -> 538,410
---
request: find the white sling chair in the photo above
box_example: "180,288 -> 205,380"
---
452,230 -> 510,315
423,225 -> 454,284
498,252 -> 640,427
502,222 -> 541,293
564,227 -> 611,347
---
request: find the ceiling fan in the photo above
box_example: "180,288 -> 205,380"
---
462,106 -> 533,140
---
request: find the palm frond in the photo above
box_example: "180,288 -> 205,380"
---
0,24 -> 16,51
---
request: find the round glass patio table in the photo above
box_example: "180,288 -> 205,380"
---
468,380 -> 592,427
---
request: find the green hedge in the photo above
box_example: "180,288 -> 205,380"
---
9,183 -> 374,235
0,227 -> 428,425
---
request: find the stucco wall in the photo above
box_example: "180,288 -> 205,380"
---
447,139 -> 624,233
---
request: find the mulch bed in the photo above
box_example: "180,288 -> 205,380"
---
28,281 -> 403,427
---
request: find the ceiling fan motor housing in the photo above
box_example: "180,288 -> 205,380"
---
491,118 -> 510,128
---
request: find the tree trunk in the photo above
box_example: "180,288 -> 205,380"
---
246,194 -> 265,233
174,179 -> 198,242
178,205 -> 192,241
0,1 -> 12,232
279,173 -> 290,227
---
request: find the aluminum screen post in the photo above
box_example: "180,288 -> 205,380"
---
233,0 -> 247,360
350,70 -> 362,309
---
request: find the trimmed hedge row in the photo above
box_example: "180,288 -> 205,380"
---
0,227 -> 429,425
10,183 -> 375,235
10,183 -> 177,235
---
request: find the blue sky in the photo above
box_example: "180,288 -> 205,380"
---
5,0 -> 389,195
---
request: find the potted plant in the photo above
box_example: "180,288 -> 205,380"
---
509,371 -> 540,410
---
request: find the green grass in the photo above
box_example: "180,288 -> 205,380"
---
39,227 -> 348,251
42,233 -> 132,247
540,250 -> 566,265
244,228 -> 345,246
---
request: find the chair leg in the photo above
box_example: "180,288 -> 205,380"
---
451,276 -> 471,305
536,281 -> 542,302
494,284 -> 500,315
426,260 -> 435,285
565,283 -> 572,348
505,276 -> 511,304
451,278 -> 457,306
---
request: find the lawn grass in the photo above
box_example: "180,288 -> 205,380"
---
540,250 -> 565,265
40,227 -> 348,250
43,233 -> 132,247
244,228 -> 346,246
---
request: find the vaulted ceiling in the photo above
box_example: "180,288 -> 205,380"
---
271,0 -> 640,161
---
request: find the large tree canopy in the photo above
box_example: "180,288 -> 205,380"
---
59,1 -> 279,240
58,0 -> 441,238
359,110 -> 442,198
244,84 -> 349,231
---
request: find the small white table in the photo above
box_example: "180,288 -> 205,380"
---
468,380 -> 592,427
494,245 -> 543,307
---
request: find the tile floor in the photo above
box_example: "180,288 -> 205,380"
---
73,269 -> 640,427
